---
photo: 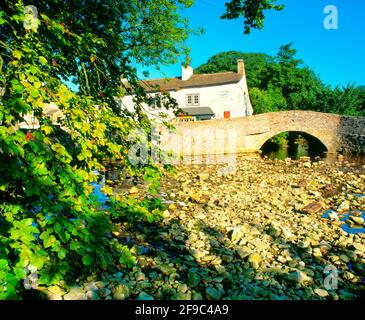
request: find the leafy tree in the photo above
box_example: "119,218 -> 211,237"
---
249,87 -> 285,114
221,0 -> 284,34
305,84 -> 365,116
0,0 -> 193,299
195,51 -> 271,87
196,43 -> 365,117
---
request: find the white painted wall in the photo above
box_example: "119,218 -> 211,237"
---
120,76 -> 253,120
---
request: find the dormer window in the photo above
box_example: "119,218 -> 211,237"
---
186,94 -> 200,106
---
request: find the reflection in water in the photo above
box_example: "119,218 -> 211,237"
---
260,132 -> 365,165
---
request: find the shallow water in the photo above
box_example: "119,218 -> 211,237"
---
261,139 -> 365,166
322,209 -> 365,234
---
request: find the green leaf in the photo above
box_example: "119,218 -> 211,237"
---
29,88 -> 40,98
39,56 -> 47,65
54,222 -> 62,234
82,255 -> 93,266
12,49 -> 22,60
57,248 -> 67,260
0,259 -> 8,270
43,234 -> 56,248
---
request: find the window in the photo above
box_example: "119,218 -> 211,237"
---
186,94 -> 200,106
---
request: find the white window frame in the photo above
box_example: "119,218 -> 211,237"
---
186,93 -> 200,106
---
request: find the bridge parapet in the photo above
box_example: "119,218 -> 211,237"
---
160,111 -> 365,156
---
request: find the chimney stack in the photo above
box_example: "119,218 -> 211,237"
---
237,59 -> 245,75
182,65 -> 194,81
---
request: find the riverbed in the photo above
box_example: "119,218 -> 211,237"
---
57,154 -> 365,301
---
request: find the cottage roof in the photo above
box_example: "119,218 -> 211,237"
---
123,72 -> 243,93
181,107 -> 215,116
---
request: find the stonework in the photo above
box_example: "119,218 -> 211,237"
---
160,111 -> 365,156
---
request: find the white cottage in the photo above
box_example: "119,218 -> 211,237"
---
120,59 -> 253,121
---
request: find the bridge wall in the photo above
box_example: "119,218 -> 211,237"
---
159,111 -> 365,156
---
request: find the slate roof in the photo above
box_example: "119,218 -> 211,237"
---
181,107 -> 215,116
123,72 -> 243,93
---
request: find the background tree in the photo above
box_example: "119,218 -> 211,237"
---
195,43 -> 365,116
195,51 -> 270,88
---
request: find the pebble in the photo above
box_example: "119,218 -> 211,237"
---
206,287 -> 223,300
63,287 -> 87,300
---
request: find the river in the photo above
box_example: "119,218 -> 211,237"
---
260,135 -> 365,166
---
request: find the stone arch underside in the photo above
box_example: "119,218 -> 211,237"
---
253,128 -> 334,153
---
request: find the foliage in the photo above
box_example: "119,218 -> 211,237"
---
0,0 -> 193,299
195,51 -> 271,88
248,87 -> 284,114
221,0 -> 284,34
195,43 -> 365,117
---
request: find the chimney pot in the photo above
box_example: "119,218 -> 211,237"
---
237,59 -> 245,75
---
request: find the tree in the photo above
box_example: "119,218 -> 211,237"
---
249,87 -> 285,114
221,0 -> 284,34
195,51 -> 271,87
0,0 -> 193,299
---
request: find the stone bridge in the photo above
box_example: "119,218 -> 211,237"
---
160,111 -> 365,156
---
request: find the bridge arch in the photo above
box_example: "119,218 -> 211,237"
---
255,129 -> 330,153
161,111 -> 365,156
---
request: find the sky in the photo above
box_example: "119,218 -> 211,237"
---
139,0 -> 365,88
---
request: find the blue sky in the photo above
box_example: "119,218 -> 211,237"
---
139,0 -> 365,88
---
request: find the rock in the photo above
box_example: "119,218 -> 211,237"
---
267,223 -> 282,237
301,202 -> 323,214
136,292 -> 154,300
188,271 -> 201,288
228,228 -> 244,243
236,248 -> 250,259
160,265 -> 176,276
314,288 -> 329,298
328,211 -> 339,221
337,201 -> 350,213
46,285 -> 65,300
129,186 -> 139,194
190,191 -> 202,203
112,284 -> 130,300
189,249 -> 205,259
198,173 -> 210,181
350,216 -> 364,225
287,271 -> 313,285
340,254 -> 350,263
113,272 -> 124,278
99,288 -> 112,298
248,253 -> 262,269
353,243 -> 365,252
323,184 -> 339,198
86,290 -> 100,300
135,272 -> 146,281
168,203 -> 177,211
303,162 -> 311,168
206,287 -> 223,300
172,292 -> 190,300
192,292 -> 203,300
63,286 -> 87,300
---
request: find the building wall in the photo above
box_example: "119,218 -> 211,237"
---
119,77 -> 253,120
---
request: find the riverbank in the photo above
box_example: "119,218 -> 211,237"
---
40,155 -> 365,300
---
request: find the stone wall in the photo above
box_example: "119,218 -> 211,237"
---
160,111 -> 365,157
